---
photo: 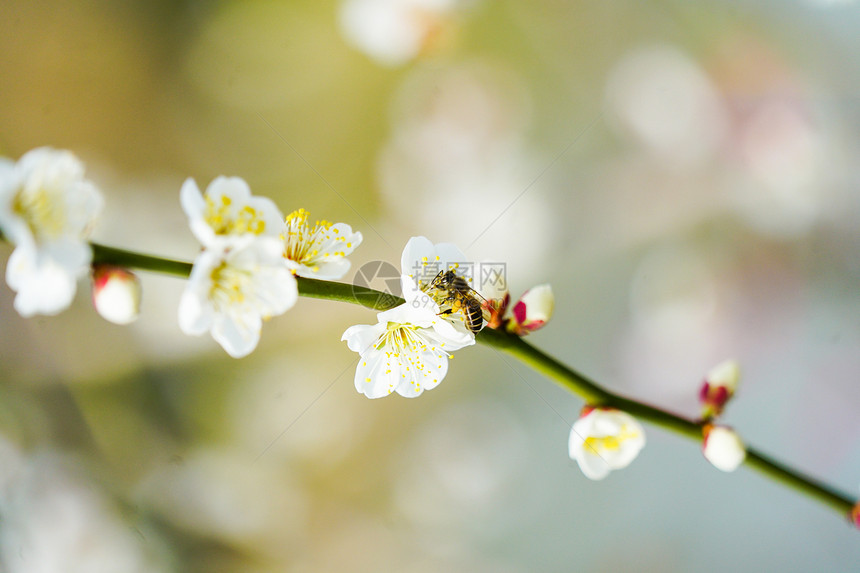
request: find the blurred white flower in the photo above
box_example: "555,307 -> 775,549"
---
135,448 -> 307,550
393,401 -> 528,531
378,65 -> 550,273
507,284 -> 554,335
0,452 -> 165,573
91,264 -> 142,325
178,237 -> 297,358
180,176 -> 283,248
732,101 -> 825,237
699,359 -> 740,419
702,425 -> 746,472
0,147 -> 103,317
605,45 -> 727,167
281,208 -> 362,279
620,243 -> 728,406
568,407 -> 646,480
342,302 -> 473,398
339,0 -> 458,66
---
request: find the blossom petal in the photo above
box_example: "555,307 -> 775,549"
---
177,287 -> 211,336
342,322 -> 386,354
433,242 -> 469,268
180,178 -> 213,245
425,316 -> 475,351
305,258 -> 351,281
395,346 -> 448,397
7,246 -> 77,317
400,236 -> 468,285
252,267 -> 299,316
575,449 -> 612,481
212,312 -> 262,359
354,349 -> 397,398
400,273 -> 438,310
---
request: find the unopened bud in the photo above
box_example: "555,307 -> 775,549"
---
483,292 -> 509,329
699,359 -> 740,419
702,424 -> 746,472
507,284 -> 554,335
92,264 -> 141,325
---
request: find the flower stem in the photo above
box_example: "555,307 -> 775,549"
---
91,243 -> 192,277
84,241 -> 857,520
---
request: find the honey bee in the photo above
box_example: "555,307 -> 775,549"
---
427,270 -> 490,333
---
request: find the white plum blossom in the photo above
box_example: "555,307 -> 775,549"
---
339,0 -> 460,66
0,147 -> 103,317
281,208 -> 362,279
568,407 -> 646,480
91,265 -> 142,325
702,425 -> 746,472
342,302 -> 474,398
178,236 -> 297,358
180,176 -> 284,248
508,284 -> 554,335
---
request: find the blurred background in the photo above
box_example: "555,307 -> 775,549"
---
1,0 -> 860,570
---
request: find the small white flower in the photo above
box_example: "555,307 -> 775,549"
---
179,237 -> 297,358
91,265 -> 142,325
0,147 -> 103,317
342,302 -> 474,398
508,284 -> 554,335
702,425 -> 746,472
281,208 -> 362,279
568,407 -> 646,480
180,176 -> 284,248
339,0 -> 458,66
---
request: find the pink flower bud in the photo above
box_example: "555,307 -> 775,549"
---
477,274 -> 510,330
91,265 -> 141,325
851,502 -> 860,529
699,359 -> 740,419
702,424 -> 746,472
507,284 -> 554,335
483,292 -> 509,330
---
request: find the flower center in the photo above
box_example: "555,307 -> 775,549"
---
209,262 -> 252,308
376,321 -> 423,350
13,186 -> 66,241
205,195 -> 266,236
282,208 -> 344,271
583,426 -> 640,454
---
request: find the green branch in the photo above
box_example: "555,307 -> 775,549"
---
89,242 -> 859,520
